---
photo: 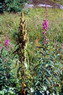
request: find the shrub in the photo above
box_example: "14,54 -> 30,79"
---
5,0 -> 27,12
0,0 -> 28,13
0,0 -> 4,13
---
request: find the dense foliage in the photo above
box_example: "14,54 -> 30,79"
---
0,0 -> 27,13
0,0 -> 4,13
0,40 -> 19,95
31,43 -> 62,94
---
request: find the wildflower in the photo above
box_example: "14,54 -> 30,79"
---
5,39 -> 10,47
0,46 -> 2,49
42,20 -> 49,31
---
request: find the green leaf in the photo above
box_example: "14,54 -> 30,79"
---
0,91 -> 4,95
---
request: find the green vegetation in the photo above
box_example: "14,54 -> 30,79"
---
0,8 -> 63,94
0,8 -> 63,42
0,43 -> 19,94
26,8 -> 63,94
0,12 -> 20,43
27,8 -> 63,43
51,0 -> 63,5
0,0 -> 27,13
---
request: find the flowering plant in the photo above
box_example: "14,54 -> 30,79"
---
28,19 -> 63,95
0,40 -> 19,95
42,20 -> 49,31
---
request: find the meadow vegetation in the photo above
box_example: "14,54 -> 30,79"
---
0,8 -> 63,94
0,8 -> 63,46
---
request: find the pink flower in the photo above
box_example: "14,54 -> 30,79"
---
5,40 -> 10,47
0,46 -> 2,49
42,20 -> 49,31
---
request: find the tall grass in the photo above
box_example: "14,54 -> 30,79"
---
0,8 -> 63,44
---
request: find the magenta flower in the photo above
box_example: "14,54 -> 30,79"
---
0,46 -> 2,49
42,20 -> 49,31
5,40 -> 10,47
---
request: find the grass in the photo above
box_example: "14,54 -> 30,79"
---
0,12 -> 20,43
0,8 -> 63,45
27,8 -> 63,43
52,0 -> 63,5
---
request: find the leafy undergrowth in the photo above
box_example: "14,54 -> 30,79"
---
0,8 -> 63,94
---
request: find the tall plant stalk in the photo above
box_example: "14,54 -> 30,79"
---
17,12 -> 28,95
